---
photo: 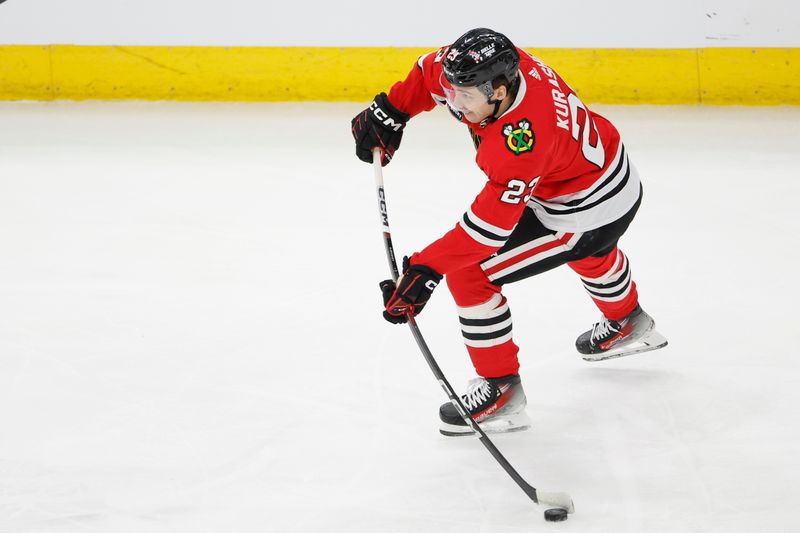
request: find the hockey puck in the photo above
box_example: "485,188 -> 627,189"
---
544,508 -> 569,522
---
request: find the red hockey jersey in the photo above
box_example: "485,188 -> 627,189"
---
388,47 -> 641,275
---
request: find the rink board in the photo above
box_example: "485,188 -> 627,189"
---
0,45 -> 797,104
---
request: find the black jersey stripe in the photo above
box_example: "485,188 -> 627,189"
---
558,145 -> 628,208
533,160 -> 633,216
461,212 -> 509,243
527,145 -> 625,212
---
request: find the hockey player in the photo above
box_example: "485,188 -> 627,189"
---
351,28 -> 667,436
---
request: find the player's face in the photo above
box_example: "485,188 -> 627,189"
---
449,86 -> 495,122
441,74 -> 497,123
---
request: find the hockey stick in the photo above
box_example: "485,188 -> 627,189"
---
372,148 -> 574,513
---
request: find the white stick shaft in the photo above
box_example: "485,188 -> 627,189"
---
369,146 -> 574,514
373,149 -> 391,235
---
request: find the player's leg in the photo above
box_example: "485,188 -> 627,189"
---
480,207 -> 585,285
439,263 -> 530,436
438,209 -> 580,436
569,247 -> 667,360
567,195 -> 668,360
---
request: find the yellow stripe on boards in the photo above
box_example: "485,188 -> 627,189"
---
0,45 -> 797,104
44,46 -> 436,102
535,49 -> 701,104
0,45 -> 52,99
698,48 -> 799,105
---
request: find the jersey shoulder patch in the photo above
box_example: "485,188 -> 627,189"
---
501,118 -> 536,156
477,115 -> 545,184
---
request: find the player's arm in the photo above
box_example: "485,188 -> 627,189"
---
409,103 -> 552,274
386,50 -> 443,117
408,176 -> 539,274
350,50 -> 444,166
379,175 -> 537,322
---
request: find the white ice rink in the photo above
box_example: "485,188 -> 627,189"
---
0,101 -> 798,533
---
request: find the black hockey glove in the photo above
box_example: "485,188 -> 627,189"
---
351,92 -> 410,166
380,257 -> 442,324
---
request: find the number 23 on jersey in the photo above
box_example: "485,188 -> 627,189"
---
500,177 -> 540,205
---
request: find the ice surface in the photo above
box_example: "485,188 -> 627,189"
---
0,101 -> 798,532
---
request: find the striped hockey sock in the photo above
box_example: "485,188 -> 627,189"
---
457,293 -> 521,377
570,248 -> 639,320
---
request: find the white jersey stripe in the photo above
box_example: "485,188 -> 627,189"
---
545,143 -> 624,204
417,52 -> 433,69
458,220 -> 508,247
527,147 -> 642,233
534,153 -> 629,213
466,207 -> 514,238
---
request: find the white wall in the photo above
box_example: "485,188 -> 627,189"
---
0,0 -> 797,47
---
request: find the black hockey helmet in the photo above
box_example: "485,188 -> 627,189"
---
442,28 -> 520,90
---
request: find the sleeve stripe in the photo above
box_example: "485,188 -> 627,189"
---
417,52 -> 433,69
458,208 -> 514,247
460,216 -> 507,247
467,207 -> 514,237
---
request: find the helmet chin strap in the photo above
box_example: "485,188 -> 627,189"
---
475,99 -> 501,125
487,76 -> 521,122
488,98 -> 502,120
476,80 -> 502,123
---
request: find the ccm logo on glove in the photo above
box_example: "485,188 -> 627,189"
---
380,257 -> 442,324
370,100 -> 405,132
351,93 -> 410,166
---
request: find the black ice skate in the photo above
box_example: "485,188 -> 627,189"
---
576,304 -> 668,362
439,374 -> 531,437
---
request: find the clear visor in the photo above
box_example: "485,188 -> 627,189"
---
439,72 -> 490,116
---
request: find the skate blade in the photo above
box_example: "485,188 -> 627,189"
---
582,329 -> 668,362
439,411 -> 532,437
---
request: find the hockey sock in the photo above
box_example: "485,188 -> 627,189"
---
457,293 -> 520,377
569,247 -> 639,320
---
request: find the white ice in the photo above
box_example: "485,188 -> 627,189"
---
0,101 -> 798,533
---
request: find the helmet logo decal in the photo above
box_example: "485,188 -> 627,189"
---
502,119 -> 535,156
467,44 -> 497,64
442,28 -> 520,87
446,48 -> 461,61
479,44 -> 496,57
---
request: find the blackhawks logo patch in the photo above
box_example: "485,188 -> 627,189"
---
502,119 -> 535,156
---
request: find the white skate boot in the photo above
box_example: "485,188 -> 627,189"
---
576,305 -> 668,362
439,374 -> 531,437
